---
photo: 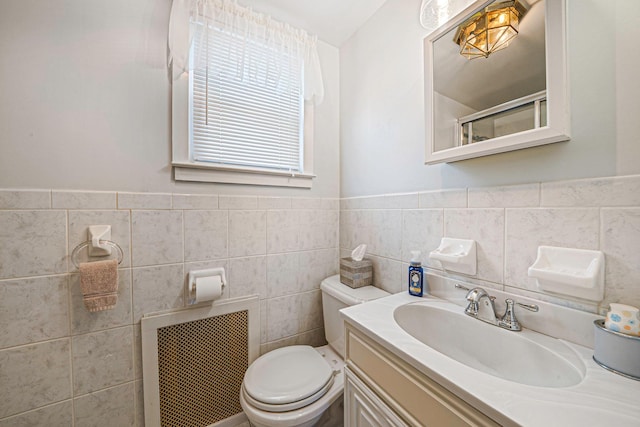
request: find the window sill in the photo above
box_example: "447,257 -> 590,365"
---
173,162 -> 315,188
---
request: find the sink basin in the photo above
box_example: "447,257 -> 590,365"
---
393,301 -> 585,387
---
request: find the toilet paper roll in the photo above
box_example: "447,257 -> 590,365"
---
190,275 -> 223,304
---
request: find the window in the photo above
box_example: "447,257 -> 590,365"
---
169,0 -> 323,188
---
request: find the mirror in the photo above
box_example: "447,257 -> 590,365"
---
424,0 -> 570,164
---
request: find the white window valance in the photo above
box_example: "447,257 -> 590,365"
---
168,0 -> 324,104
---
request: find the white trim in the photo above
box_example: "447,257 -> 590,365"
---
209,412 -> 248,427
424,0 -> 570,165
174,163 -> 315,188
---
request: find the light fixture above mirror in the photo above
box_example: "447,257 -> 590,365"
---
454,0 -> 529,59
424,0 -> 570,165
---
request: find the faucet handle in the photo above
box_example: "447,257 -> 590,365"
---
455,283 -> 470,292
516,301 -> 539,312
499,299 -> 520,331
499,299 -> 539,331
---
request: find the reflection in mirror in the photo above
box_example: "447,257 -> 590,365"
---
424,0 -> 569,165
434,0 -> 546,151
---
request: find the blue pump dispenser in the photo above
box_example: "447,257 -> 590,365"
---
408,250 -> 424,297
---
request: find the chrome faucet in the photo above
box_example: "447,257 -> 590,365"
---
498,298 -> 539,331
460,285 -> 539,331
464,287 -> 498,326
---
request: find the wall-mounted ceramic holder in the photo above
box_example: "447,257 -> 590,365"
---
71,225 -> 123,269
188,267 -> 226,305
527,246 -> 604,302
429,238 -> 477,276
88,225 -> 112,257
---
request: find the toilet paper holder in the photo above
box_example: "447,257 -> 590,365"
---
188,268 -> 226,305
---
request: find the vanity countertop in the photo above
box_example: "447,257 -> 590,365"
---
341,291 -> 640,427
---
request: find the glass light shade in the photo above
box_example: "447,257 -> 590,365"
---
455,0 -> 527,59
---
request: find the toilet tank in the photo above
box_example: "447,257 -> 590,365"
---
320,275 -> 389,358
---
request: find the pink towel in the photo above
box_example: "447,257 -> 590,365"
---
79,259 -> 119,312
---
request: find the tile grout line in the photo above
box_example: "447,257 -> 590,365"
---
63,206 -> 77,425
503,207 -> 507,291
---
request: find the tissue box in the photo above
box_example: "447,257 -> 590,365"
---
340,257 -> 373,288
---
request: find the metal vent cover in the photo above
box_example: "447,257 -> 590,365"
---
142,297 -> 260,427
157,311 -> 248,426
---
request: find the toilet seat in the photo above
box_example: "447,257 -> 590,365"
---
241,376 -> 334,413
243,345 -> 335,412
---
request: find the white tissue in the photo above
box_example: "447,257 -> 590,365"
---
351,244 -> 367,261
190,275 -> 223,304
187,267 -> 226,305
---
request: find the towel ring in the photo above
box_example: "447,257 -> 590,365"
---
71,239 -> 124,269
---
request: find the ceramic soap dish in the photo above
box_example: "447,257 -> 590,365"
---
429,238 -> 476,276
528,246 -> 604,302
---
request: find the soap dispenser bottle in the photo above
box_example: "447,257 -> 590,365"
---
408,251 -> 424,297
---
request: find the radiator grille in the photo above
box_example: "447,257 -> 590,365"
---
157,310 -> 249,427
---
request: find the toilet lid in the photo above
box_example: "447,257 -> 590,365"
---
243,345 -> 333,406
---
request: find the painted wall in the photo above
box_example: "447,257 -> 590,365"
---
0,0 -> 340,198
340,0 -> 640,197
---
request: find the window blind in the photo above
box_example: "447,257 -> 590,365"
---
189,21 -> 304,172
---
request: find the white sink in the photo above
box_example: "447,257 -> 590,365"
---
393,300 -> 586,387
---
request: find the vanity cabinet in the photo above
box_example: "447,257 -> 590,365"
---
345,367 -> 408,427
345,325 -> 500,427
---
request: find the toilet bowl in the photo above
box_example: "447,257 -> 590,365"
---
240,345 -> 344,427
240,275 -> 389,427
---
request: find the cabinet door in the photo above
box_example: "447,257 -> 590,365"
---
345,368 -> 408,427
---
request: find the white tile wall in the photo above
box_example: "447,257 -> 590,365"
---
541,175 -> 640,207
172,194 -> 219,210
132,264 -> 185,323
52,190 -> 117,209
0,189 -> 339,426
0,210 -> 67,278
341,174 -> 640,317
74,383 -> 136,427
601,208 -> 640,308
228,210 -> 267,257
504,208 -> 600,292
267,210 -> 301,253
0,276 -> 70,348
0,401 -> 73,427
3,174 -> 637,425
258,196 -> 292,210
183,210 -> 229,261
72,326 -> 134,395
219,195 -> 258,210
400,209 -> 443,268
0,189 -> 51,210
0,339 -> 71,419
468,183 -> 540,208
118,192 -> 172,210
131,211 -> 184,266
445,208 -> 505,284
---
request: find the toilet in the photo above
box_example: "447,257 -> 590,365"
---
240,274 -> 390,427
